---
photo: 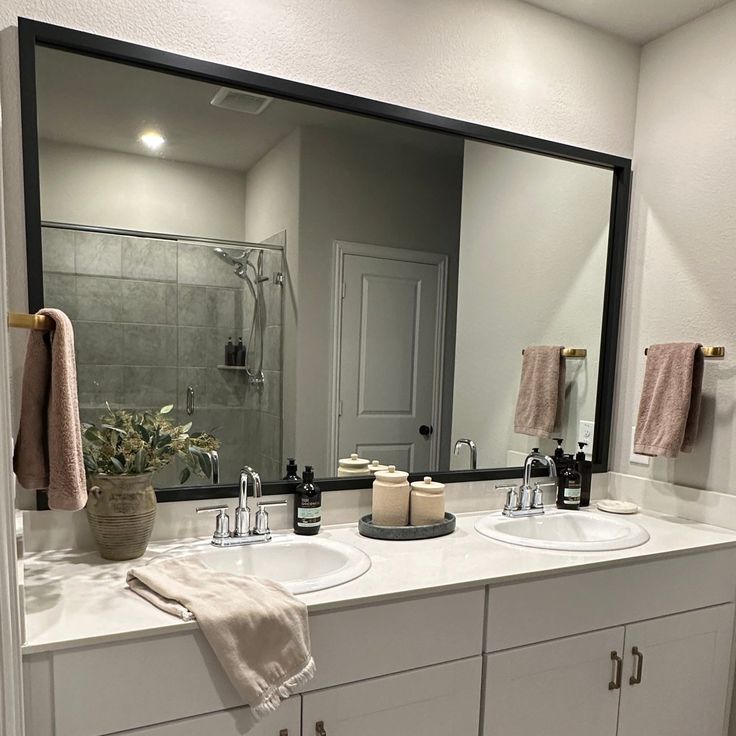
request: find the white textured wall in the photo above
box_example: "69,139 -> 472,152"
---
40,140 -> 247,239
452,141 -> 611,469
0,0 -> 640,155
612,0 -> 736,493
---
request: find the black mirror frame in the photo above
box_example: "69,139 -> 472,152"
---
17,18 -> 631,507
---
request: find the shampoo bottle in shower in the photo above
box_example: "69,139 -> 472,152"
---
225,337 -> 236,366
293,466 -> 321,536
236,338 -> 246,367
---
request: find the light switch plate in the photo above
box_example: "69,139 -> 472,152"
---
630,426 -> 650,465
578,421 -> 594,458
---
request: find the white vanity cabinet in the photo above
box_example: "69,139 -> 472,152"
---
22,549 -> 736,736
301,657 -> 482,736
482,549 -> 736,736
617,605 -> 734,736
483,605 -> 734,736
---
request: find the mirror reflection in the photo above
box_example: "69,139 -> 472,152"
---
33,46 -> 613,486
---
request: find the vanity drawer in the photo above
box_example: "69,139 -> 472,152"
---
486,549 -> 736,651
106,698 -> 300,736
46,588 -> 484,736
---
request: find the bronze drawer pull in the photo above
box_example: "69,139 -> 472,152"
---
629,646 -> 644,685
609,650 -> 623,690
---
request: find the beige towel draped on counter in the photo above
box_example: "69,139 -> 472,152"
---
633,342 -> 704,458
127,557 -> 315,721
514,346 -> 565,438
13,308 -> 86,510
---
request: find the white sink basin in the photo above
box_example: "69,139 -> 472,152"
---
156,534 -> 371,594
475,509 -> 650,551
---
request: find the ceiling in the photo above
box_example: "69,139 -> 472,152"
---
35,47 -> 460,173
523,0 -> 731,43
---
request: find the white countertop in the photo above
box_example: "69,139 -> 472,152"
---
22,508 -> 736,655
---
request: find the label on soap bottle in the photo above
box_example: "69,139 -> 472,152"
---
297,503 -> 321,527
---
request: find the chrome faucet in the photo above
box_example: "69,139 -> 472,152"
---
196,465 -> 286,546
454,438 -> 477,469
495,448 -> 557,517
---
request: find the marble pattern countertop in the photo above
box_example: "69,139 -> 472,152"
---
22,508 -> 736,654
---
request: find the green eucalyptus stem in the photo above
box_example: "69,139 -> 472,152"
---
82,404 -> 220,484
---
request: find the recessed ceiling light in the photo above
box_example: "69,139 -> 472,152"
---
139,130 -> 165,150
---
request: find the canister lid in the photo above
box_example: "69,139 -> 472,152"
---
410,475 -> 445,493
368,460 -> 389,473
374,464 -> 409,482
339,452 -> 370,468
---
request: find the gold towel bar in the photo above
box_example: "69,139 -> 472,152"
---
7,312 -> 54,331
522,347 -> 587,358
644,345 -> 725,359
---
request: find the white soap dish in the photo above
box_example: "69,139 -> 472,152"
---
596,499 -> 639,515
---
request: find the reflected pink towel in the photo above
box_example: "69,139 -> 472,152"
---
514,346 -> 565,437
633,342 -> 704,458
13,309 -> 86,510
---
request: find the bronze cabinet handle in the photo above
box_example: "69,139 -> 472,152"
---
316,722 -> 327,736
609,650 -> 623,690
629,646 -> 644,685
279,731 -> 288,736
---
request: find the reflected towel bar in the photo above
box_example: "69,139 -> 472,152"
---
7,312 -> 54,331
644,345 -> 725,359
521,347 -> 587,358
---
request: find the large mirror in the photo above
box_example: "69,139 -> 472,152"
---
21,26 -> 628,496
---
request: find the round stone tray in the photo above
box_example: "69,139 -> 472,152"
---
358,512 -> 456,540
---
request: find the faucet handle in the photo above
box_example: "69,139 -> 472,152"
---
495,484 -> 519,512
196,504 -> 230,539
254,500 -> 288,535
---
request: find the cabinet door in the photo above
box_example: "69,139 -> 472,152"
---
115,698 -> 300,735
617,603 -> 734,736
483,626 -> 625,736
302,657 -> 481,736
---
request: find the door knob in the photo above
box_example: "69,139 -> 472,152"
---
419,424 -> 433,436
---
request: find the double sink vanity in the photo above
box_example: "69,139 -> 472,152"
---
22,499 -> 736,736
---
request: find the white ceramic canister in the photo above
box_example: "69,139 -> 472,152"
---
337,453 -> 370,477
409,476 -> 446,526
367,460 -> 389,474
372,465 -> 411,526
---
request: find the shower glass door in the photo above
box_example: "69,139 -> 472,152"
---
41,225 -> 285,485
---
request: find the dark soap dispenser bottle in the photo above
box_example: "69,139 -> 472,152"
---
556,456 -> 581,510
293,466 -> 321,535
576,442 -> 592,507
284,457 -> 299,482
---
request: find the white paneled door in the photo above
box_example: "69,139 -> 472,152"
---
337,247 -> 445,472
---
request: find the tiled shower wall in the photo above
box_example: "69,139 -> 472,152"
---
41,227 -> 284,485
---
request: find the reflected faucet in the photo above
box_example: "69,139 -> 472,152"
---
454,438 -> 477,470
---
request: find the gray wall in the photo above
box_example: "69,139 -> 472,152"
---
296,125 -> 464,475
451,141 -> 612,468
40,140 -> 248,240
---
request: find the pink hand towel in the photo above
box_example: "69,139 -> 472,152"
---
633,342 -> 704,458
13,308 -> 87,510
514,346 -> 565,438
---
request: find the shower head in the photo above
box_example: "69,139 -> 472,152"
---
213,247 -> 246,267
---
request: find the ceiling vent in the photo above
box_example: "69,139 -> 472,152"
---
210,87 -> 273,115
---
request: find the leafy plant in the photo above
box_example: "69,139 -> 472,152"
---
82,404 -> 220,484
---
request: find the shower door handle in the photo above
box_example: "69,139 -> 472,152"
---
186,385 -> 195,416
